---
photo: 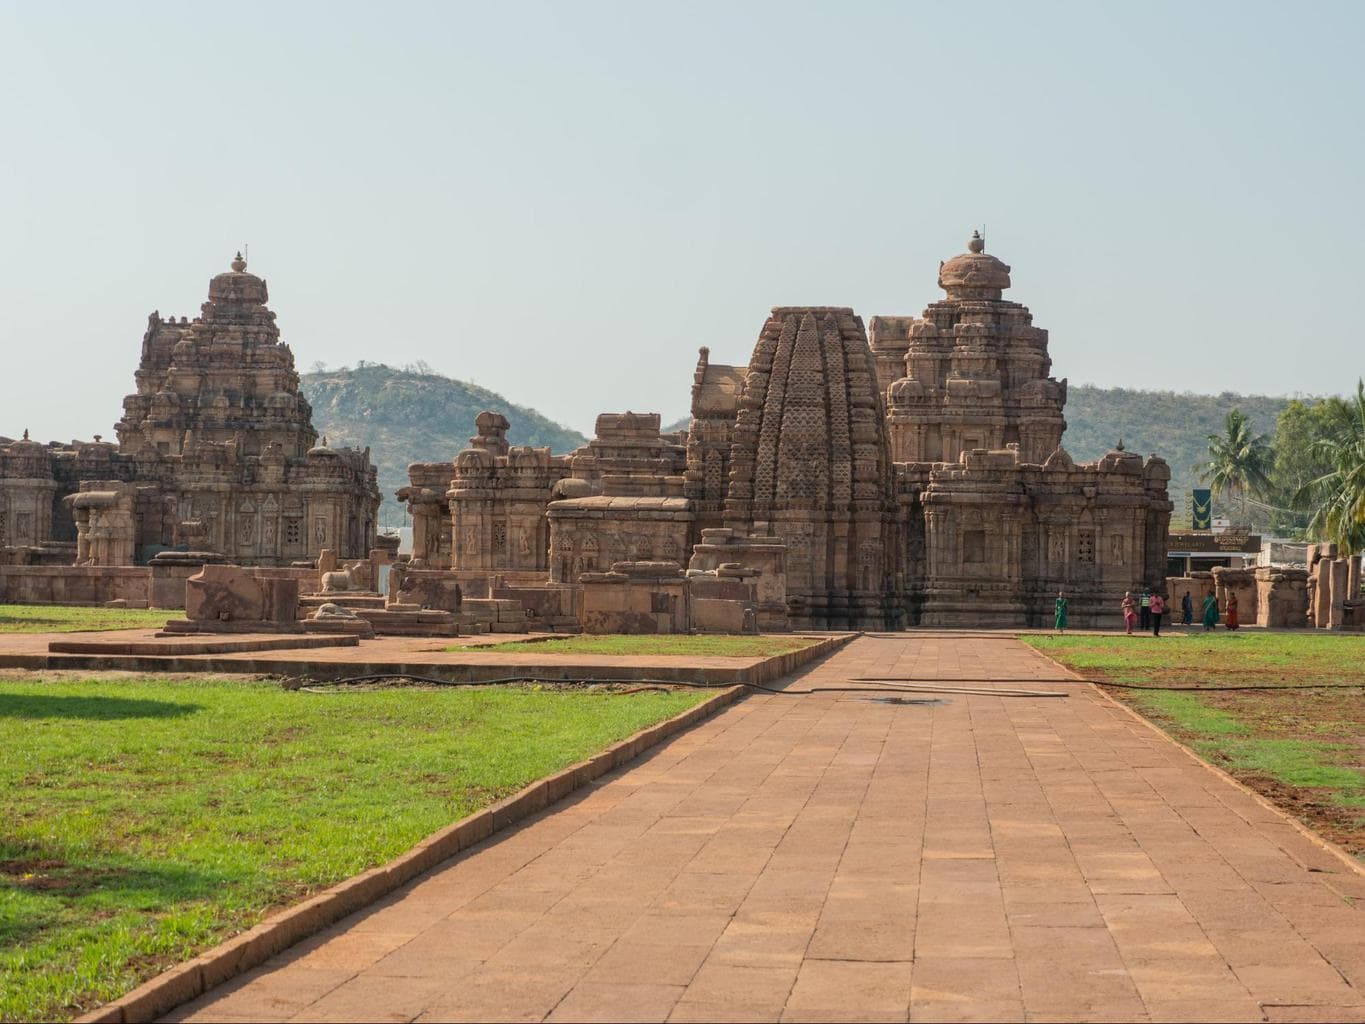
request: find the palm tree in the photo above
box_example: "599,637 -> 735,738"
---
1295,379 -> 1365,555
1201,408 -> 1274,525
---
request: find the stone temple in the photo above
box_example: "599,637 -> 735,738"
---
402,234 -> 1172,629
0,255 -> 380,568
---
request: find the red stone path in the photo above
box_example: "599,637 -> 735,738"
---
166,636 -> 1365,1022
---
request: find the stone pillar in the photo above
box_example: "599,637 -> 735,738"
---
1327,558 -> 1350,630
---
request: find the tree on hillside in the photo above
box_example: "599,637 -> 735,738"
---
1267,396 -> 1353,535
1295,379 -> 1365,555
1201,408 -> 1274,525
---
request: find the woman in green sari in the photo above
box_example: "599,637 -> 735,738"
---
1201,592 -> 1220,631
1055,590 -> 1069,632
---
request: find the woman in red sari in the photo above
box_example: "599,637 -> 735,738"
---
1121,592 -> 1138,635
1225,592 -> 1240,630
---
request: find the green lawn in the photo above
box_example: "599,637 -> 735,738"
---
449,634 -> 821,657
1023,632 -> 1365,688
1023,633 -> 1365,856
0,676 -> 708,1021
0,605 -> 169,634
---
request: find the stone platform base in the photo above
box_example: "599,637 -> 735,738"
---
48,633 -> 359,656
299,594 -> 385,611
159,619 -> 304,636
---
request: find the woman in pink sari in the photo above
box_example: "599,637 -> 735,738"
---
1121,591 -> 1138,635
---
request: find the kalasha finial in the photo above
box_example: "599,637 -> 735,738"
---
22,428 -> 29,441
1116,438 -> 1126,451
968,230 -> 985,254
231,251 -> 247,272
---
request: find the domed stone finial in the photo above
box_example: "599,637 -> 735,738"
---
230,252 -> 247,273
968,230 -> 985,254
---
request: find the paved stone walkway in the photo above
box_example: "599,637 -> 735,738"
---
169,636 -> 1365,1022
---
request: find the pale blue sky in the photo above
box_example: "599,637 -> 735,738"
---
1,1 -> 1360,442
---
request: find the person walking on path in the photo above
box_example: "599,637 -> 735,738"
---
1140,588 -> 1152,630
1182,590 -> 1194,625
1121,591 -> 1138,635
1150,591 -> 1166,636
1055,591 -> 1069,633
1202,592 -> 1220,631
1226,592 -> 1240,630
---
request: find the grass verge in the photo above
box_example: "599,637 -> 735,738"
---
0,674 -> 708,1021
449,634 -> 822,657
1024,632 -> 1365,688
1023,633 -> 1365,856
0,604 -> 169,634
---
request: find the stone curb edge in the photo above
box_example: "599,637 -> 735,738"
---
76,683 -> 747,1024
1022,640 -> 1365,882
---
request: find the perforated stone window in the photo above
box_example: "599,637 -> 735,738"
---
1078,530 -> 1096,563
284,517 -> 302,547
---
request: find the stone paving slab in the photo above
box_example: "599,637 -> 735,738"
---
164,635 -> 1365,1023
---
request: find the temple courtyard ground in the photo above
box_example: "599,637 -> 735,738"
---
156,633 -> 1365,1023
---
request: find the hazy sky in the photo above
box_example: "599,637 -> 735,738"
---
2,1 -> 1360,442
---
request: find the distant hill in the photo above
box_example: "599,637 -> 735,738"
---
1060,385 -> 1291,520
305,364 -> 1302,530
300,363 -> 588,527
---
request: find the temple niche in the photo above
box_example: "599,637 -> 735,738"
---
399,232 -> 1173,631
0,255 -> 380,568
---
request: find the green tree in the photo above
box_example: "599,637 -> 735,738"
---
1295,380 -> 1365,555
1267,396 -> 1353,535
1201,408 -> 1274,525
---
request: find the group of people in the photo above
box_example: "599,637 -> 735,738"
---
1121,589 -> 1168,635
1051,587 -> 1243,635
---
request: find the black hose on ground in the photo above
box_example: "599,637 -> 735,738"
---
285,673 -> 1068,698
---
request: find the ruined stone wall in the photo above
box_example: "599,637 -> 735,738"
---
1166,574 -> 1216,611
1254,567 -> 1309,628
0,565 -> 154,607
1212,566 -> 1259,625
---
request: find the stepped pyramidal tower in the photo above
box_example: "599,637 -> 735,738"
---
0,254 -> 380,566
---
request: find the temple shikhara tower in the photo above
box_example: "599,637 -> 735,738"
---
402,232 -> 1172,629
0,255 -> 380,567
875,233 -> 1171,626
